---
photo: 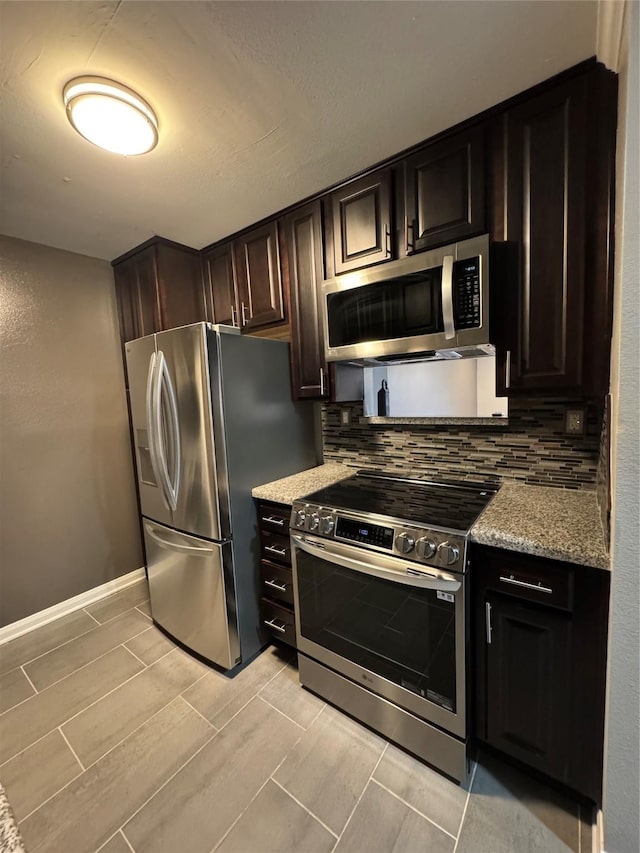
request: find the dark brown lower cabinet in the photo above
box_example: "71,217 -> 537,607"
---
473,545 -> 610,804
256,500 -> 296,648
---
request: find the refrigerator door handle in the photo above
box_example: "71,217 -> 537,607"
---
145,352 -> 165,494
144,524 -> 213,555
158,351 -> 181,509
152,351 -> 175,511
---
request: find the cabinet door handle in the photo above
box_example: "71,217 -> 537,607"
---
231,304 -> 237,326
505,350 -> 511,389
265,579 -> 288,592
499,575 -> 552,594
264,618 -> 287,634
485,601 -> 492,644
262,516 -> 285,527
241,302 -> 248,326
383,225 -> 391,258
404,215 -> 415,252
319,367 -> 326,396
265,545 -> 287,557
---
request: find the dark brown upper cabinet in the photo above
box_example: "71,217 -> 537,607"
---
283,201 -> 329,399
112,238 -> 204,344
233,221 -> 286,331
403,126 -> 485,254
326,168 -> 392,275
202,242 -> 239,327
497,65 -> 617,397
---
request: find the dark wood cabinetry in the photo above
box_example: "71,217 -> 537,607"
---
202,242 -> 238,327
233,221 -> 286,330
497,66 -> 617,396
284,201 -> 329,399
257,500 -> 296,648
473,545 -> 610,803
404,126 -> 485,254
326,168 -> 393,275
112,237 -> 204,344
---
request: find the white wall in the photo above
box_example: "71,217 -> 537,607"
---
603,2 -> 640,850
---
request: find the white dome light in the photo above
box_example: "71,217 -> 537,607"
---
63,77 -> 158,156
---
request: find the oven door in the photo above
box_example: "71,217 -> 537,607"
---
291,532 -> 466,738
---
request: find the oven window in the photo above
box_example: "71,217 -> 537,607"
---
326,269 -> 444,348
296,550 -> 457,713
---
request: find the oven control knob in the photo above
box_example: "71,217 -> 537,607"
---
438,541 -> 460,565
395,532 -> 415,554
308,512 -> 320,531
319,515 -> 335,535
294,508 -> 307,528
416,537 -> 437,560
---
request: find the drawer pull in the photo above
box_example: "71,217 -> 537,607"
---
485,601 -> 492,644
262,516 -> 285,527
499,575 -> 552,594
265,545 -> 288,557
265,579 -> 288,592
264,618 -> 287,634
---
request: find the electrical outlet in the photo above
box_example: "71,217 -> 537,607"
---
564,407 -> 586,435
341,409 -> 351,426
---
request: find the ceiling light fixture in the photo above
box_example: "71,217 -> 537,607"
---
63,76 -> 158,156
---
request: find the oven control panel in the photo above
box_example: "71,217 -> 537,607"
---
291,502 -> 467,571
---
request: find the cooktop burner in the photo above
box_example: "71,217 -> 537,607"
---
302,472 -> 496,533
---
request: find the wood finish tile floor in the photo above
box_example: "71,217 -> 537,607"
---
0,579 -> 592,853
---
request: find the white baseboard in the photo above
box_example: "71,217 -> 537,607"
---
0,567 -> 147,646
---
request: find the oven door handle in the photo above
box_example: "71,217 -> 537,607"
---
292,535 -> 461,592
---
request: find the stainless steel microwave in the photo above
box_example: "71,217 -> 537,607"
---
321,234 -> 491,363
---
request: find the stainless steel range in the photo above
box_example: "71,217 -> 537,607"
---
290,471 -> 496,784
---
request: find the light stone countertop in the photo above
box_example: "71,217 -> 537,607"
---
470,483 -> 610,570
252,462 -> 353,505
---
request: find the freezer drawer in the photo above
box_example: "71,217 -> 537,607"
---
143,520 -> 240,669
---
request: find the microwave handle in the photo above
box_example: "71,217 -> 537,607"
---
442,255 -> 456,340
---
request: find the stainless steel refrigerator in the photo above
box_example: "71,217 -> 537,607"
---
125,323 -> 317,669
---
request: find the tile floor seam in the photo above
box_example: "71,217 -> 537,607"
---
330,741 -> 388,852
94,601 -> 151,628
452,758 -> 478,851
212,657 -> 292,733
270,777 -> 339,840
120,828 -> 136,853
122,645 -> 149,669
1,621 -> 103,676
179,696 -> 219,731
20,664 -> 38,694
209,757 -> 290,853
134,605 -> 151,619
57,726 -> 85,772
83,609 -> 102,626
255,694 -> 306,731
12,623 -> 150,700
2,649 -> 149,769
369,777 -> 457,841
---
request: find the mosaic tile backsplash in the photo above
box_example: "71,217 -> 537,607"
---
322,398 -> 603,490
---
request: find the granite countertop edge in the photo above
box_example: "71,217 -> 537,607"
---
252,462 -> 353,505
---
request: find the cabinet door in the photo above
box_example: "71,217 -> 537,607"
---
203,243 -> 238,326
485,593 -> 572,781
113,247 -> 161,341
284,201 -> 328,399
155,243 -> 205,330
328,168 -> 392,274
404,126 -> 485,253
501,75 -> 588,394
234,221 -> 285,330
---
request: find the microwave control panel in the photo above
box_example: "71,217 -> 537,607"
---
453,257 -> 481,329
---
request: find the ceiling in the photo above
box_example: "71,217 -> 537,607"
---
0,1 -> 598,261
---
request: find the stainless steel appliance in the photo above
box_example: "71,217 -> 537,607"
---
290,472 -> 496,783
321,234 -> 491,364
126,323 -> 316,670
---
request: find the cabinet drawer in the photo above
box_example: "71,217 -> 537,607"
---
261,531 -> 292,566
260,560 -> 294,606
261,598 -> 296,647
258,502 -> 291,533
482,550 -> 574,612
